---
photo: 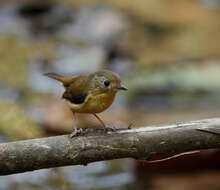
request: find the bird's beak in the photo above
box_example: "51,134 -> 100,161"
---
116,85 -> 128,91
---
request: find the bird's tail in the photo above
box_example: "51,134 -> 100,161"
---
44,73 -> 73,87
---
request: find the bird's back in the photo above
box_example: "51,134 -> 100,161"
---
62,75 -> 89,105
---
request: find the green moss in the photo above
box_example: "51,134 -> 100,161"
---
0,101 -> 45,140
0,36 -> 56,89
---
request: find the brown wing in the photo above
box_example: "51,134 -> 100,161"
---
62,75 -> 89,104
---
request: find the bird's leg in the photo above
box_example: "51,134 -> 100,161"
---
93,114 -> 115,131
70,112 -> 82,138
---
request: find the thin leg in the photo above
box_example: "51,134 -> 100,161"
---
93,114 -> 115,131
93,114 -> 106,128
70,112 -> 82,138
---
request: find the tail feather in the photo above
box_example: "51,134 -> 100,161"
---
44,73 -> 73,87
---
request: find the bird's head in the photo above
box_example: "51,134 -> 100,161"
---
88,70 -> 127,95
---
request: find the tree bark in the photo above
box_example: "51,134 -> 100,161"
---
1,118 -> 220,175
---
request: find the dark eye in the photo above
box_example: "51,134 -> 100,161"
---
104,80 -> 110,87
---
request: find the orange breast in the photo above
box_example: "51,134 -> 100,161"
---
78,92 -> 117,113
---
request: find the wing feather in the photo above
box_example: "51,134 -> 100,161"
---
62,75 -> 89,104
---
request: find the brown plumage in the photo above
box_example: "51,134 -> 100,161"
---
44,70 -> 127,137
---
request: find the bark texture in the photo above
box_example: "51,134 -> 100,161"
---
1,118 -> 220,175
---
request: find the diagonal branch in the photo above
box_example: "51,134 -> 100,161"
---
1,118 -> 220,175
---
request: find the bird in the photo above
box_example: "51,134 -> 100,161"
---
45,70 -> 127,137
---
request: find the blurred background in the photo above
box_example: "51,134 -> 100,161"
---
1,0 -> 220,189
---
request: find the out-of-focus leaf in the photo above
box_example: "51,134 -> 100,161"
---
0,101 -> 45,140
0,36 -> 56,89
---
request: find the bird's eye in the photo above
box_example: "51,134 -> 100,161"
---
104,80 -> 110,87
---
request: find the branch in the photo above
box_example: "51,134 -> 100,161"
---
1,118 -> 220,175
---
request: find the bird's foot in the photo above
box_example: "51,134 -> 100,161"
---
70,128 -> 83,138
104,125 -> 116,132
127,123 -> 134,129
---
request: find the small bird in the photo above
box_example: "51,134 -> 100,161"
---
45,70 -> 127,137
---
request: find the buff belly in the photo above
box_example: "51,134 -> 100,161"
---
66,92 -> 116,113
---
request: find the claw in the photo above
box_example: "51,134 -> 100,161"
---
70,112 -> 84,138
70,128 -> 83,138
93,114 -> 116,132
127,123 -> 133,129
104,125 -> 116,132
